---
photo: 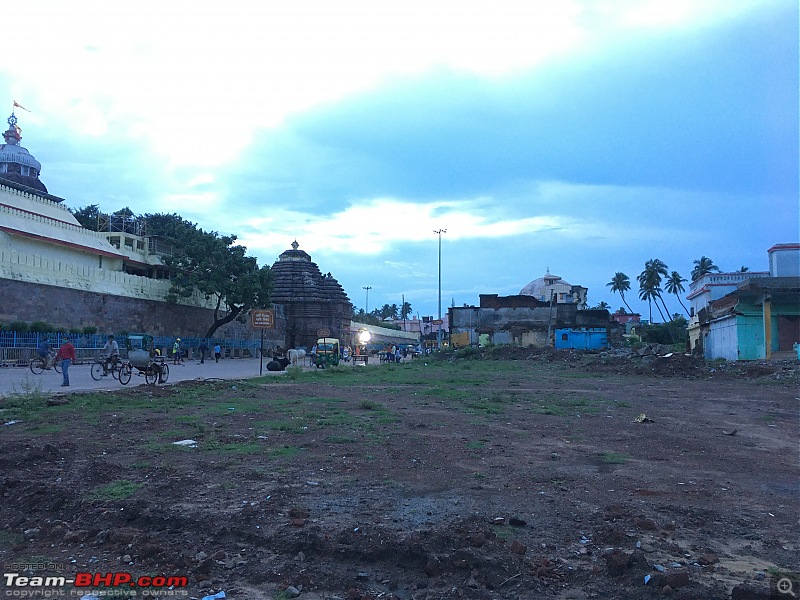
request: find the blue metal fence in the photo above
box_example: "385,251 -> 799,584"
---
0,331 -> 261,366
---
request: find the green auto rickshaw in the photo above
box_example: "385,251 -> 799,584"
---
314,338 -> 340,368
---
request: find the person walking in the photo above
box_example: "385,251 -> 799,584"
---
199,340 -> 208,364
55,336 -> 76,387
214,343 -> 221,363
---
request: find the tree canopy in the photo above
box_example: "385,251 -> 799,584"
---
142,213 -> 273,339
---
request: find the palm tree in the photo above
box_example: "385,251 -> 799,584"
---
691,256 -> 720,281
664,271 -> 690,315
606,272 -> 634,313
639,259 -> 671,321
400,301 -> 412,320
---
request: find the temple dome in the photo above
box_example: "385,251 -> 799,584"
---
0,111 -> 48,194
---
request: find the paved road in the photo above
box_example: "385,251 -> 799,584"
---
0,356 -> 299,398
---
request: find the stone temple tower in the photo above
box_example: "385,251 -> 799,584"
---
270,241 -> 353,348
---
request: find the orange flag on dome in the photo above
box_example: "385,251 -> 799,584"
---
13,100 -> 31,112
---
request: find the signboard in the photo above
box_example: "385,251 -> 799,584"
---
431,319 -> 444,325
251,309 -> 275,329
316,328 -> 331,338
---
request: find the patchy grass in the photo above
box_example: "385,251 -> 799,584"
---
600,452 -> 629,465
88,480 -> 143,500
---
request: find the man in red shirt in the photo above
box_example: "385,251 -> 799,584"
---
55,337 -> 77,387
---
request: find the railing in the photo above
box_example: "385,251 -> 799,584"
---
0,332 -> 262,367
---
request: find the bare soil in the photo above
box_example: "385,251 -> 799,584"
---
1,349 -> 798,600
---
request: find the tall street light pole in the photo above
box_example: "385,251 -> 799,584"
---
434,229 -> 446,349
362,286 -> 372,315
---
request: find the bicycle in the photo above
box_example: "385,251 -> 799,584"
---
90,355 -> 122,381
29,353 -> 62,375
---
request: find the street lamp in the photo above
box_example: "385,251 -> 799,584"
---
362,286 -> 372,315
434,229 -> 446,349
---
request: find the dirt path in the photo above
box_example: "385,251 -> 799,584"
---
1,352 -> 797,600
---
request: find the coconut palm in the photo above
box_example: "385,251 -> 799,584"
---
606,272 -> 634,314
665,271 -> 690,315
639,259 -> 671,321
691,256 -> 720,280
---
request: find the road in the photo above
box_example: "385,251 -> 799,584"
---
0,356 -> 299,398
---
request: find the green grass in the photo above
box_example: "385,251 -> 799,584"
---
600,452 -> 629,464
466,440 -> 486,450
88,480 -> 142,500
268,445 -> 301,460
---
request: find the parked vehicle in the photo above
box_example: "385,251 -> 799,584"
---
314,338 -> 340,368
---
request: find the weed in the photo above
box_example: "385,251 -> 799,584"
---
88,480 -> 142,500
600,452 -> 629,464
492,525 -> 516,540
268,445 -> 301,460
359,399 -> 382,410
325,435 -> 357,444
466,440 -> 485,450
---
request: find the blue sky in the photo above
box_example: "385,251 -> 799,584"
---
2,0 -> 797,320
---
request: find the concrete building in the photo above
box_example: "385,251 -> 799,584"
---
519,269 -> 588,308
687,244 -> 800,360
449,294 -> 608,348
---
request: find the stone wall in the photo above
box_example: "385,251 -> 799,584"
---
0,278 -> 287,343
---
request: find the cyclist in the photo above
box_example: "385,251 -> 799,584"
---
100,334 -> 120,375
37,339 -> 54,369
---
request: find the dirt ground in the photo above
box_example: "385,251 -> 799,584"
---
1,349 -> 798,600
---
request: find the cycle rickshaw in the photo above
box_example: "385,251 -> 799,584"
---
118,334 -> 169,385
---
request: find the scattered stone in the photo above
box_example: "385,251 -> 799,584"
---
424,557 -> 442,577
46,398 -> 70,406
492,517 -> 505,525
196,551 -> 208,561
23,528 -> 40,538
289,508 -> 310,518
291,518 -> 306,527
698,553 -> 719,565
466,577 -> 480,589
634,516 -> 657,530
121,554 -> 132,563
510,540 -> 527,555
284,586 -> 300,598
603,549 -> 633,576
661,585 -> 673,595
470,533 -> 486,547
509,516 -> 527,527
356,571 -> 369,580
662,571 -> 691,589
653,564 -> 666,572
731,585 -> 773,600
64,529 -> 89,544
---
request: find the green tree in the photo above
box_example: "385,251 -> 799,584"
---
664,271 -> 690,315
740,266 -> 749,272
691,256 -> 721,280
401,301 -> 413,320
144,213 -> 273,339
607,272 -> 634,314
70,204 -> 103,230
637,260 -> 669,323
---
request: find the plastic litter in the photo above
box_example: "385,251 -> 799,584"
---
4,420 -> 21,426
173,439 -> 198,446
644,575 -> 651,584
634,413 -> 655,423
654,564 -> 666,572
200,592 -> 226,600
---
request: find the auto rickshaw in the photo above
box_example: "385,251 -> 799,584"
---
314,337 -> 340,368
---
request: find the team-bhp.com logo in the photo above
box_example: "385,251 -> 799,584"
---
4,572 -> 188,589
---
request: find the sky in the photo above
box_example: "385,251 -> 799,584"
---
2,0 -> 797,321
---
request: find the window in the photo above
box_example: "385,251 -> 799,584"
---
561,333 -> 568,341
